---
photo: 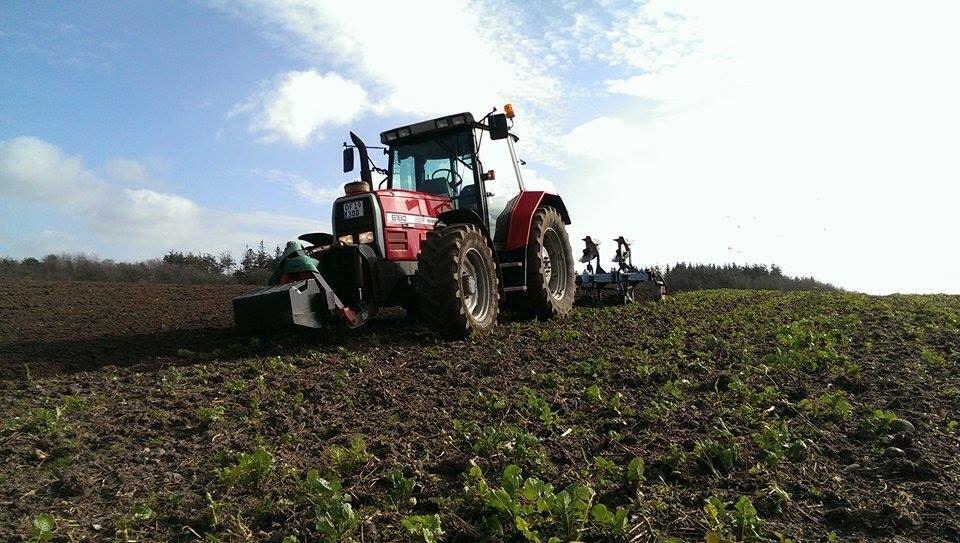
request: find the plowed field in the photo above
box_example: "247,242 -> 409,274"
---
1,281 -> 958,542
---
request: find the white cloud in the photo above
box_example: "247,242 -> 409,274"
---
558,1 -> 960,294
254,168 -> 343,204
104,157 -> 151,183
0,137 -> 105,206
0,136 -> 318,259
223,0 -> 558,113
219,0 -> 567,161
520,168 -> 558,193
236,70 -> 369,146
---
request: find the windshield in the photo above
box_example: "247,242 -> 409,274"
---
388,129 -> 475,197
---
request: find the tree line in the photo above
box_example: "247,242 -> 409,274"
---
0,248 -> 837,292
662,262 -> 836,293
0,242 -> 283,285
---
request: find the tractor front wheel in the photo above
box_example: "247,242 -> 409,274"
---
416,223 -> 500,337
525,206 -> 576,319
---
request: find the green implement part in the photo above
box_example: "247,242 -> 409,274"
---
268,241 -> 319,285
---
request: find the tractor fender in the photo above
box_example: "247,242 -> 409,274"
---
434,208 -> 504,296
504,191 -> 571,251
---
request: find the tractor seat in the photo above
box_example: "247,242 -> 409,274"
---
418,177 -> 450,196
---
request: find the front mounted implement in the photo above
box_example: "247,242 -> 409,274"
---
232,240 -> 377,333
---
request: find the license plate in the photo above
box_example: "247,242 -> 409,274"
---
343,201 -> 363,219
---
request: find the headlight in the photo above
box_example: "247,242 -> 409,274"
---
357,230 -> 375,244
338,234 -> 354,245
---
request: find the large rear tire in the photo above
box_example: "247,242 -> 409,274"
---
416,224 -> 500,337
525,206 -> 576,319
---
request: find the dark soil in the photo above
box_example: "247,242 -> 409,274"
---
0,280 -> 251,379
1,282 -> 958,542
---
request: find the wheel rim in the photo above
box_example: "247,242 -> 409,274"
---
541,228 -> 568,300
461,247 -> 491,320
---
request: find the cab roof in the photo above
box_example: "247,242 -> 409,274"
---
380,112 -> 475,145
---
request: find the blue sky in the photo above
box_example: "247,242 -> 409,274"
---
1,2 -> 339,224
1,1 -> 959,293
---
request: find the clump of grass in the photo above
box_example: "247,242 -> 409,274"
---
920,347 -> 946,367
225,379 -> 248,394
61,395 -> 86,413
862,408 -> 898,434
219,448 -> 274,489
115,503 -> 155,542
475,390 -> 507,414
694,422 -> 740,475
327,435 -> 371,476
301,470 -> 358,541
158,367 -> 183,395
649,444 -> 688,481
385,468 -> 417,509
453,421 -> 549,470
29,514 -> 55,543
24,407 -> 64,437
585,384 -> 603,404
521,387 -> 556,427
402,514 -> 443,543
22,395 -> 88,437
752,421 -> 808,466
626,457 -> 645,485
703,495 -> 768,543
800,390 -> 852,422
197,405 -> 225,427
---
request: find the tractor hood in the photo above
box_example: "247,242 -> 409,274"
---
373,189 -> 453,219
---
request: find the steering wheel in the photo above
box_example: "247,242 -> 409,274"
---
429,168 -> 463,189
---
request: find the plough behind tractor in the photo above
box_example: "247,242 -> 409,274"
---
576,236 -> 665,305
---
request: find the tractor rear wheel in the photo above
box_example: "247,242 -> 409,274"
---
416,223 -> 500,337
525,206 -> 576,319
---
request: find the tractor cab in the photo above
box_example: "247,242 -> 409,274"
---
344,110 -> 525,244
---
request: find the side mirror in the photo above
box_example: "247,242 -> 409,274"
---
342,147 -> 354,172
489,113 -> 509,140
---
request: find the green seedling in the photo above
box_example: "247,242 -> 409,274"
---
197,405 -> 225,426
386,468 -> 417,509
327,435 -> 371,476
219,448 -> 274,489
402,514 -> 443,543
301,470 -> 358,542
703,495 -> 771,543
800,390 -> 852,422
29,514 -> 55,543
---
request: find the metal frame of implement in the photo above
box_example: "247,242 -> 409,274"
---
575,236 -> 664,304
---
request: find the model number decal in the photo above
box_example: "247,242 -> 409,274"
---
342,201 -> 364,219
386,213 -> 438,226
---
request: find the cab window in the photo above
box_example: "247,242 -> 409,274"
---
388,130 -> 476,198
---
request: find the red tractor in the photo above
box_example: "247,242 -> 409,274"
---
233,105 -> 576,337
